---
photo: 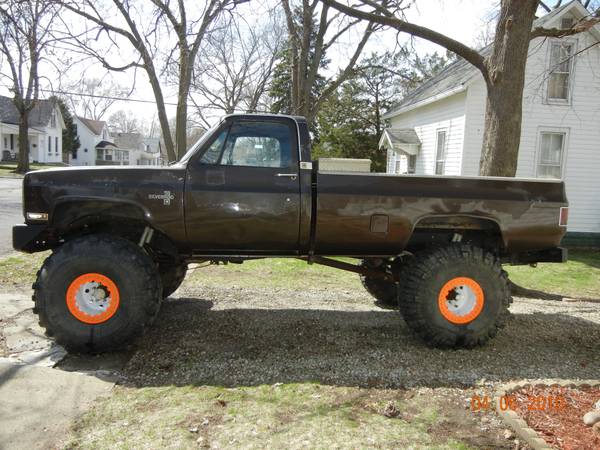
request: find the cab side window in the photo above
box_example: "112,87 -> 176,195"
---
199,128 -> 228,164
221,122 -> 292,168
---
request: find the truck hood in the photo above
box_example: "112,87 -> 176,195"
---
22,165 -> 187,225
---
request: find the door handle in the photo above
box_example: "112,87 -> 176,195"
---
276,173 -> 297,180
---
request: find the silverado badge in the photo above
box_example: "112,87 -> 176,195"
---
148,190 -> 175,205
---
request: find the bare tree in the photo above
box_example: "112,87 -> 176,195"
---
60,0 -> 247,161
108,109 -> 140,134
321,0 -> 600,177
0,0 -> 60,173
278,0 -> 386,125
64,77 -> 132,121
190,11 -> 285,127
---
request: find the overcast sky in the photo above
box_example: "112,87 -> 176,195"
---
1,0 -> 498,128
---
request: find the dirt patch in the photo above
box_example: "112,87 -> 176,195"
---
0,318 -> 8,357
426,387 -> 515,449
513,385 -> 600,450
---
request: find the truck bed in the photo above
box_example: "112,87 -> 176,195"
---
313,171 -> 567,256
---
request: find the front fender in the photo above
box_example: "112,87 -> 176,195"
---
51,196 -> 152,230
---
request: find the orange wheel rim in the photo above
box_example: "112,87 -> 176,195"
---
438,277 -> 484,324
66,273 -> 120,324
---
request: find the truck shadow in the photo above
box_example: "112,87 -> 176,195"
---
116,296 -> 600,389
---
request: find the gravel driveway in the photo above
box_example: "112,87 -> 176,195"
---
123,282 -> 600,388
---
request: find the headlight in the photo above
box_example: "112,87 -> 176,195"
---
26,212 -> 48,221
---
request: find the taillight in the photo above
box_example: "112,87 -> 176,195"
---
559,207 -> 569,227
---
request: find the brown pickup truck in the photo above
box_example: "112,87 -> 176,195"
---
13,114 -> 568,352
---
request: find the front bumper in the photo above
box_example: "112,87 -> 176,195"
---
12,224 -> 55,253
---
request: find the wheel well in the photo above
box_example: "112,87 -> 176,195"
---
56,215 -> 181,266
406,216 -> 504,254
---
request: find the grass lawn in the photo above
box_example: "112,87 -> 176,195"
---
0,163 -> 61,178
66,383 -> 474,450
2,248 -> 599,299
505,248 -> 600,299
186,257 -> 360,290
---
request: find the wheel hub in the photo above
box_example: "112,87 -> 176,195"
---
75,281 -> 111,316
438,277 -> 484,324
66,273 -> 120,324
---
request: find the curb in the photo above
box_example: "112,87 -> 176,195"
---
495,379 -> 600,450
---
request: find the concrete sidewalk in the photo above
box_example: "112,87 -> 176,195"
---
0,362 -> 113,450
0,293 -> 117,449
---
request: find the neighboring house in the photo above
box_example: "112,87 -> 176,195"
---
380,1 -> 600,244
112,132 -> 163,166
71,118 -> 165,167
0,96 -> 65,164
70,116 -> 114,166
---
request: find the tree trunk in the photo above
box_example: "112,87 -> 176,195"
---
479,0 -> 538,177
16,113 -> 30,174
175,90 -> 189,159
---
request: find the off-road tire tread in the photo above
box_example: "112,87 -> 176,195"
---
32,234 -> 162,352
160,261 -> 188,298
398,244 -> 512,349
360,274 -> 397,306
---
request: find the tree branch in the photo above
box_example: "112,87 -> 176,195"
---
320,0 -> 487,75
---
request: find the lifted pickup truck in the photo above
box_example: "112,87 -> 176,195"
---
13,114 -> 568,352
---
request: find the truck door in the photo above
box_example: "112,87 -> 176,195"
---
184,117 -> 301,254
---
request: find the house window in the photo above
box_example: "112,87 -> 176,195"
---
548,42 -> 574,101
96,149 -> 104,160
72,149 -> 78,159
3,137 -> 6,149
55,137 -> 58,154
537,131 -> 566,179
408,155 -> 417,174
435,130 -> 447,175
123,151 -> 129,160
561,18 -> 574,29
50,112 -> 56,128
48,136 -> 51,154
394,159 -> 401,174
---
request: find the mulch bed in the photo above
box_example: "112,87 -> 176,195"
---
512,385 -> 600,450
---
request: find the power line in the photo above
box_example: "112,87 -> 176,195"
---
1,85 -> 231,110
40,87 -> 179,106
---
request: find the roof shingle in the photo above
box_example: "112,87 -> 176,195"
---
0,95 -> 57,127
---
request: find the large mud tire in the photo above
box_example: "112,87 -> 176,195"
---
398,245 -> 511,348
160,261 -> 188,298
33,234 -> 162,353
360,272 -> 398,307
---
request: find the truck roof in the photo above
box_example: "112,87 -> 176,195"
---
222,113 -> 308,123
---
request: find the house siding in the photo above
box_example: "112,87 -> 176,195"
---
461,31 -> 600,233
387,92 -> 467,176
70,116 -> 100,166
387,1 -> 600,235
37,108 -> 63,164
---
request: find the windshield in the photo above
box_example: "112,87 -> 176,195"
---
176,121 -> 222,166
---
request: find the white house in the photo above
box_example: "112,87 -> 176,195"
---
112,132 -> 163,166
69,116 -> 114,166
381,1 -> 600,245
71,117 -> 164,166
0,96 -> 65,164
